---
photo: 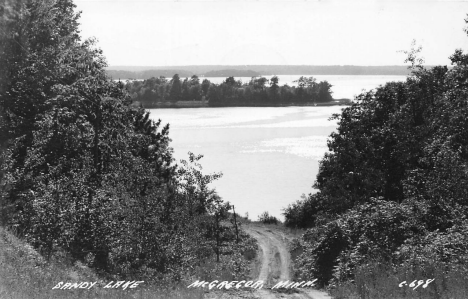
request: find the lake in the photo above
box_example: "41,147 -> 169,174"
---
118,74 -> 407,100
147,75 -> 406,220
197,74 -> 406,99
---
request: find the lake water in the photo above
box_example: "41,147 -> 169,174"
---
147,75 -> 406,220
198,75 -> 406,99
119,74 -> 407,100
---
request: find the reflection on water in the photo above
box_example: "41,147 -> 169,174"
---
149,106 -> 342,220
241,135 -> 331,160
147,75 -> 406,220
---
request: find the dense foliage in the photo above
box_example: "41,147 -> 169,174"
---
0,0 -> 255,283
284,19 -> 468,296
125,75 -> 334,107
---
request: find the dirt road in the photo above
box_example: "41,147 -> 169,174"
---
243,223 -> 332,299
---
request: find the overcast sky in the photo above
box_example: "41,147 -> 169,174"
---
74,0 -> 468,67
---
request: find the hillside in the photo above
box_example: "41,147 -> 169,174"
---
0,227 -> 211,299
107,69 -> 195,80
105,65 -> 413,79
0,227 -> 100,299
204,69 -> 261,77
2,221 -> 333,299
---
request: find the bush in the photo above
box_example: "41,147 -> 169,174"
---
283,193 -> 320,229
331,260 -> 468,299
258,211 -> 280,224
288,18 -> 468,297
293,199 -> 428,287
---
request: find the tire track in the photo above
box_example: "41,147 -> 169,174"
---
244,224 -> 332,299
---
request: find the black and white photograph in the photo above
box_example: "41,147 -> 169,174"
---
1,0 -> 468,298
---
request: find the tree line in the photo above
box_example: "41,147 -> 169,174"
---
282,29 -> 468,296
0,0 -> 255,284
106,65 -> 412,76
125,74 -> 334,107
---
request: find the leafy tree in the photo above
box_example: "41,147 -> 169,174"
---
207,84 -> 222,106
0,0 -> 246,283
317,81 -> 333,102
169,73 -> 182,102
283,194 -> 321,228
189,84 -> 201,101
175,152 -> 222,216
258,211 -> 279,224
294,76 -> 317,102
181,77 -> 190,101
224,76 -> 237,86
207,196 -> 231,262
201,78 -> 210,97
190,74 -> 200,85
269,76 -> 280,102
288,18 -> 468,291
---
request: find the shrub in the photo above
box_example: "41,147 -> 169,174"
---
258,211 -> 279,224
282,194 -> 319,229
293,199 -> 428,287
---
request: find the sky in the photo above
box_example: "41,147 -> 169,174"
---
74,0 -> 468,67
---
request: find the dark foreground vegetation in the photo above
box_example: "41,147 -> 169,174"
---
124,74 -> 335,107
283,25 -> 468,298
0,0 -> 257,297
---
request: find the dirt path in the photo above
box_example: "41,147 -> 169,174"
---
244,223 -> 332,299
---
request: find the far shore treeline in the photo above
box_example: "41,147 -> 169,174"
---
106,65 -> 413,77
124,74 -> 347,108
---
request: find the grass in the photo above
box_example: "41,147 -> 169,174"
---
330,261 -> 468,299
247,221 -> 306,238
0,226 -> 257,299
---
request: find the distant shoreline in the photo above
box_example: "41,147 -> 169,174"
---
107,65 -> 413,79
137,99 -> 352,109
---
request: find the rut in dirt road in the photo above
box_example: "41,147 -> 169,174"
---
244,223 -> 332,299
245,226 -> 290,284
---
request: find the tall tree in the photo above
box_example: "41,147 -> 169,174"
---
201,79 -> 210,98
169,73 -> 182,102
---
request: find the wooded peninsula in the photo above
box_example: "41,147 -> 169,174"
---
124,74 -> 351,108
